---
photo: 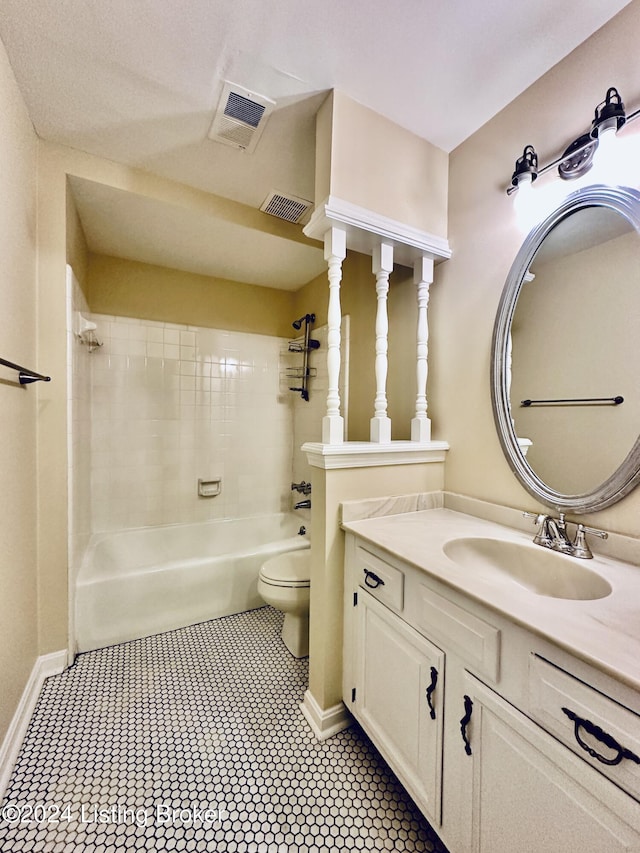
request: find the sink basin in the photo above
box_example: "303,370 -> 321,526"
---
443,537 -> 612,600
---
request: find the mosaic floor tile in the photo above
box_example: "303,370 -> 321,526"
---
0,607 -> 449,852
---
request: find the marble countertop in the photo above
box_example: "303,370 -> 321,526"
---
342,507 -> 640,694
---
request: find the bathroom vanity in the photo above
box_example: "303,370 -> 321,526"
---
342,508 -> 640,852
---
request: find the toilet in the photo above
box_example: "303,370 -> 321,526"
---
258,549 -> 311,658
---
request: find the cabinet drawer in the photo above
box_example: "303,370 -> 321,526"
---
529,654 -> 640,801
355,546 -> 404,612
416,584 -> 501,682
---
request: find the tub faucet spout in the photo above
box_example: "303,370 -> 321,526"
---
294,499 -> 311,510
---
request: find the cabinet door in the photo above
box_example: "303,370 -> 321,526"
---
352,588 -> 445,825
458,673 -> 640,853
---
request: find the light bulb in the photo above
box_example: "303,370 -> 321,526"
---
513,175 -> 565,233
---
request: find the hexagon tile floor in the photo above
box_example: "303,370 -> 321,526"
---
0,606 -> 449,852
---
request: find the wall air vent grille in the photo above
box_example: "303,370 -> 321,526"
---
260,191 -> 314,224
208,82 -> 275,153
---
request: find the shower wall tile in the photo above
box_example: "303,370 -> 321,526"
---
89,315 -> 296,533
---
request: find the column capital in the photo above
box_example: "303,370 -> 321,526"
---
323,226 -> 347,261
413,256 -> 434,285
372,242 -> 394,275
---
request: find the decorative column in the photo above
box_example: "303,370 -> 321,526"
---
370,243 -> 394,443
411,256 -> 434,442
322,227 -> 347,444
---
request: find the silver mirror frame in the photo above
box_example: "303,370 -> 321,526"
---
491,184 -> 640,513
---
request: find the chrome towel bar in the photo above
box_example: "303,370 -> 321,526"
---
521,395 -> 623,407
0,355 -> 51,385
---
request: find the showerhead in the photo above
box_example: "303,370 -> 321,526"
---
292,313 -> 315,330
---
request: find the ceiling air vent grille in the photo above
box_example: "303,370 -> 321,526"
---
224,92 -> 265,127
260,191 -> 313,224
208,82 -> 275,153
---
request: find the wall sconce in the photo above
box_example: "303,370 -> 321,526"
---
507,86 -> 639,197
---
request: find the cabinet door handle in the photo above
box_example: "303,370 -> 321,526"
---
363,569 -> 385,589
460,695 -> 473,756
561,707 -> 640,767
425,667 -> 438,720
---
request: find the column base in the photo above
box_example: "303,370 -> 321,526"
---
300,689 -> 352,741
411,417 -> 432,442
370,417 -> 392,443
322,415 -> 344,445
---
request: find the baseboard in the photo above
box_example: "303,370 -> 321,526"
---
0,649 -> 67,801
300,689 -> 351,741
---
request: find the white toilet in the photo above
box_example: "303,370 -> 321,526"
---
258,549 -> 311,658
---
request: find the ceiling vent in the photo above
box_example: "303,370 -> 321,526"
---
208,82 -> 275,153
260,190 -> 314,225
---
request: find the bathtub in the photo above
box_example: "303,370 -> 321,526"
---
75,513 -> 310,652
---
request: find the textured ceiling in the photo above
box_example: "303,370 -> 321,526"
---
0,0 -> 632,287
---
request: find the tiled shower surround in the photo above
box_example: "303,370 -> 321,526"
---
88,315 -> 300,532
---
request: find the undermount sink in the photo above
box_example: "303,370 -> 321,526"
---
443,537 -> 612,600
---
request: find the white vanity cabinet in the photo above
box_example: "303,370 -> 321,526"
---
457,674 -> 640,852
343,531 -> 640,853
353,587 -> 445,824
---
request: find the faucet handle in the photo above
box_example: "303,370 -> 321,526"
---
523,511 -> 546,524
523,512 -> 553,547
572,523 -> 608,559
580,524 -> 608,539
291,480 -> 312,495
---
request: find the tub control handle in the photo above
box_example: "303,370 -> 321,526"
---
363,569 -> 385,589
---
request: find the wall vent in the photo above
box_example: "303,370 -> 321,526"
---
208,82 -> 275,153
260,190 -> 314,224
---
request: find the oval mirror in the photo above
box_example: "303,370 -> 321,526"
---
491,185 -> 640,513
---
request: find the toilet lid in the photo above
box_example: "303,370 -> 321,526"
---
260,549 -> 311,587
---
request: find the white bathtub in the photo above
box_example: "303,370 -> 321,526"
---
75,513 -> 310,652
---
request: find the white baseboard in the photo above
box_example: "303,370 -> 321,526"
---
0,649 -> 67,800
300,689 -> 351,741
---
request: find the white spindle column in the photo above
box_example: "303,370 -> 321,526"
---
322,227 -> 347,445
370,243 -> 393,443
411,256 -> 434,442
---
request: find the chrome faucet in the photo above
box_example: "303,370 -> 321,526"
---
291,481 -> 312,495
523,512 -> 607,559
294,499 -> 311,510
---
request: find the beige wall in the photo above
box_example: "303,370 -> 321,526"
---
328,90 -> 449,237
0,36 -> 39,744
308,462 -> 446,709
313,92 -> 333,207
433,1 -> 640,536
66,185 -> 89,293
87,254 -> 295,337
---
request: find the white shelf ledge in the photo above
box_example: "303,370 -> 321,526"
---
304,195 -> 451,267
302,440 -> 449,470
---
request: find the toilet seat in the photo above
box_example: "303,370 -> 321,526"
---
260,550 -> 310,588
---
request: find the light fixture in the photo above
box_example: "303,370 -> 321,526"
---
510,144 -> 538,189
507,86 -> 638,197
591,86 -> 626,138
557,133 -> 598,181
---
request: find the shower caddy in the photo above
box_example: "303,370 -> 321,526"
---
288,313 -> 319,401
